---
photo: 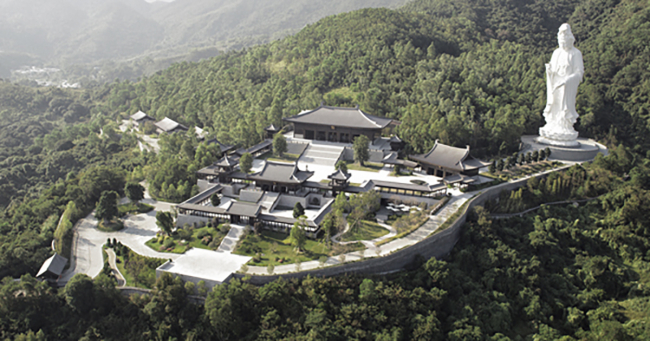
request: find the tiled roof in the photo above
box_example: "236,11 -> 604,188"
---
409,140 -> 483,172
155,117 -> 188,132
283,105 -> 392,129
130,110 -> 152,121
36,253 -> 68,278
248,161 -> 313,184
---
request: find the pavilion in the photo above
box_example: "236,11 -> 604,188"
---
283,105 -> 394,143
409,140 -> 487,177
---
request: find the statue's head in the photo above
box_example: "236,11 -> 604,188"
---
558,23 -> 575,50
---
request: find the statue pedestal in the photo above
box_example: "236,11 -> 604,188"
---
538,127 -> 580,147
521,135 -> 606,162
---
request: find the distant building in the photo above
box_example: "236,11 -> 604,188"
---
36,253 -> 68,282
283,105 -> 395,143
154,117 -> 188,134
130,110 -> 155,126
409,140 -> 487,178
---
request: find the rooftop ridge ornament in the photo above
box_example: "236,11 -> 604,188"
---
537,23 -> 584,147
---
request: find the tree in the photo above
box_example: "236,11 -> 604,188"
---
525,152 -> 533,164
211,193 -> 221,207
489,160 -> 496,173
156,211 -> 175,235
293,202 -> 305,218
335,160 -> 348,174
517,153 -> 524,165
505,156 -> 513,169
95,190 -> 119,222
64,274 -> 95,314
497,159 -> 505,172
352,135 -> 370,165
240,152 -> 253,173
124,182 -> 145,204
290,216 -> 307,252
532,150 -> 539,162
273,133 -> 287,157
539,149 -> 546,161
545,147 -> 552,160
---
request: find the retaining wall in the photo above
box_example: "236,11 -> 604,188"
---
232,167 -> 569,286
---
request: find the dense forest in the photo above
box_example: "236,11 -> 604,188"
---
2,152 -> 648,340
1,0 -> 649,339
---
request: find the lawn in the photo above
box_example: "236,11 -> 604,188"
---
345,161 -> 384,172
118,202 -> 154,217
107,244 -> 165,289
145,224 -> 231,254
234,230 -> 365,266
341,220 -> 389,242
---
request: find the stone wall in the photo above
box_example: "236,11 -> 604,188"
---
232,168 -> 569,286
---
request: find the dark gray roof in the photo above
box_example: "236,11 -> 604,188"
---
283,105 -> 393,129
409,140 -> 482,172
235,140 -> 273,156
155,117 -> 188,132
381,152 -> 418,168
388,135 -> 402,143
248,161 -> 313,184
226,202 -> 262,217
443,174 -> 476,185
177,203 -> 227,214
215,155 -> 239,167
180,185 -> 222,204
265,124 -> 280,132
36,253 -> 68,278
205,138 -> 235,153
130,110 -> 153,121
369,180 -> 446,193
328,168 -> 351,181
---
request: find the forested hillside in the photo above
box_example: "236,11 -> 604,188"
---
95,0 -> 650,157
0,0 -> 649,339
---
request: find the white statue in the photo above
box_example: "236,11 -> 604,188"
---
538,23 -> 584,147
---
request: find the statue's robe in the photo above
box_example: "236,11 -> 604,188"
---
542,46 -> 584,136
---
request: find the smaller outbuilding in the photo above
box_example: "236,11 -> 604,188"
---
36,253 -> 68,282
130,110 -> 155,126
409,140 -> 488,177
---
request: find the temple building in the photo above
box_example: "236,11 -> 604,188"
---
409,140 -> 487,178
155,117 -> 188,134
283,105 -> 395,143
197,155 -> 240,183
130,110 -> 155,126
247,161 -> 314,194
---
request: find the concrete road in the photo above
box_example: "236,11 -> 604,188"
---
59,197 -> 180,284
